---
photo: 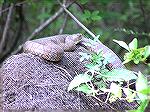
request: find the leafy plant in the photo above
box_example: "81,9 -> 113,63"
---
113,38 -> 150,64
82,10 -> 102,24
68,37 -> 150,111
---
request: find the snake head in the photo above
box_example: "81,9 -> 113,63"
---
69,33 -> 83,44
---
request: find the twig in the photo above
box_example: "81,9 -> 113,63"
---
0,1 -> 27,14
59,0 -> 68,34
11,0 -> 76,55
0,3 -> 14,54
57,0 -> 96,38
92,95 -> 116,110
59,13 -> 68,34
52,64 -> 73,80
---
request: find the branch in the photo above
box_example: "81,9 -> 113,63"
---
59,13 -> 68,34
0,1 -> 27,14
57,0 -> 96,38
12,0 -> 76,55
0,4 -> 14,54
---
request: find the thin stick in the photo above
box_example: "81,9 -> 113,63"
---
0,1 -> 27,14
57,0 -> 96,38
0,3 -> 14,53
53,64 -> 73,80
59,13 -> 68,34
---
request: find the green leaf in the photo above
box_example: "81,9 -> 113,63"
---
91,15 -> 101,21
83,10 -> 91,18
129,100 -> 149,112
94,80 -> 106,89
129,38 -> 138,50
75,84 -> 93,94
68,74 -> 92,91
79,52 -> 91,62
113,39 -> 130,51
79,0 -> 89,4
91,11 -> 101,21
123,88 -> 136,102
110,83 -> 122,98
133,59 -> 140,64
140,87 -> 150,95
144,46 -> 150,58
123,58 -> 132,64
123,88 -> 132,96
104,68 -> 137,81
85,64 -> 100,75
136,72 -> 148,101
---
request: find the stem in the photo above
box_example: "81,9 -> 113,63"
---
57,0 -> 96,38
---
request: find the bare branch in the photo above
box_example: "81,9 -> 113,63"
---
59,13 -> 68,34
12,0 -> 76,55
57,0 -> 96,38
0,4 -> 14,54
0,1 -> 27,14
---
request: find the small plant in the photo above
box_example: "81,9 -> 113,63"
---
113,38 -> 150,64
68,37 -> 150,111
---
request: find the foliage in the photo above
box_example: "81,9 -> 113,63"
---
113,38 -> 150,64
68,37 -> 150,112
0,0 -> 150,110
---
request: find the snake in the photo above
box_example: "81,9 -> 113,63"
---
23,34 -> 83,61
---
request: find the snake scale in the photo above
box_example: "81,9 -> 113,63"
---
23,34 -> 83,61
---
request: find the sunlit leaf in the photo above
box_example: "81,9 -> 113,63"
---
129,100 -> 149,112
75,84 -> 93,94
123,88 -> 135,102
129,38 -> 138,50
136,71 -> 148,101
144,46 -> 150,58
91,11 -> 101,21
79,52 -> 91,62
105,68 -> 137,81
85,64 -> 100,75
133,59 -> 140,64
68,74 -> 92,91
123,88 -> 132,96
123,58 -> 132,64
113,39 -> 130,51
110,83 -> 122,98
80,0 -> 89,4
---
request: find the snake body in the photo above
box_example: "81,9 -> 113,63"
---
23,34 -> 83,61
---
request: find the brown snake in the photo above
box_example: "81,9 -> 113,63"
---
23,34 -> 83,61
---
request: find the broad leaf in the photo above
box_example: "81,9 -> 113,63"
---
85,64 -> 100,75
79,52 -> 91,62
75,84 -> 93,94
144,46 -> 150,58
80,0 -> 89,4
113,39 -> 130,51
104,68 -> 137,81
110,83 -> 122,98
129,38 -> 138,50
136,72 -> 148,101
68,74 -> 92,91
123,88 -> 135,102
123,58 -> 132,64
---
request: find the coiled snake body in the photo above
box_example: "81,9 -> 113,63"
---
23,34 -> 83,61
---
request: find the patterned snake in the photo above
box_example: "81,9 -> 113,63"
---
23,34 -> 83,61
23,33 -> 124,68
